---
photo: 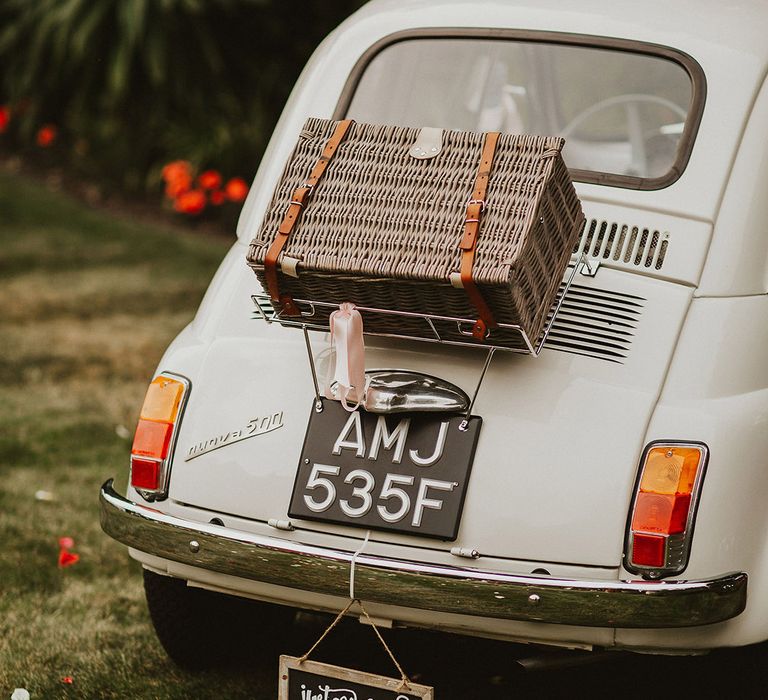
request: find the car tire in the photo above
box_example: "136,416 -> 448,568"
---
143,568 -> 292,670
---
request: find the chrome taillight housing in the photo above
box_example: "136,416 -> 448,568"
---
624,441 -> 708,579
130,372 -> 190,501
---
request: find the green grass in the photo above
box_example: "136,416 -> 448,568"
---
0,175 -> 519,700
0,174 -> 492,700
4,173 -> 766,700
0,173 -> 276,698
0,173 -> 590,700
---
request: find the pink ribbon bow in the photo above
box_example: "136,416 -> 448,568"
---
325,302 -> 366,411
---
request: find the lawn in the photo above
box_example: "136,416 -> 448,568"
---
0,174 -> 535,700
4,173 -> 767,700
0,174 -> 511,700
0,173 -> 269,698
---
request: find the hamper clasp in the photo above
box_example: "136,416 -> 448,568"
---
464,198 -> 486,224
465,198 -> 486,212
457,319 -> 491,339
290,183 -> 314,208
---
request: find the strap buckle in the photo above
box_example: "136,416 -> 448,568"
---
466,198 -> 486,213
464,198 -> 486,224
290,183 -> 314,208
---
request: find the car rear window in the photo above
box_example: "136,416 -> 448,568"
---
341,35 -> 702,189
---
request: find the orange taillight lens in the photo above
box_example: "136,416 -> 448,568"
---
140,375 -> 185,423
639,447 -> 701,495
626,443 -> 707,575
631,492 -> 691,534
130,374 -> 188,496
132,420 -> 173,459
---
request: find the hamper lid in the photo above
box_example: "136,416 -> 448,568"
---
248,117 -> 580,289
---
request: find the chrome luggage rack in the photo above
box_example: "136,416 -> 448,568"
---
251,254 -> 591,356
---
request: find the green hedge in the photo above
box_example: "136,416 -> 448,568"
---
0,0 -> 364,193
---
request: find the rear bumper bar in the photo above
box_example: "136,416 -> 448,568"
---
100,480 -> 747,629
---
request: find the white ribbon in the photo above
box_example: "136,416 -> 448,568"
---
349,529 -> 371,600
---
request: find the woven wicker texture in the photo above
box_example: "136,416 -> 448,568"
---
248,118 -> 584,347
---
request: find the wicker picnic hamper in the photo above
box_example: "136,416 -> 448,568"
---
247,117 -> 584,350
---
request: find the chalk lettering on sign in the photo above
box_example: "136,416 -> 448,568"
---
293,674 -> 421,700
300,684 -> 360,700
280,634 -> 433,699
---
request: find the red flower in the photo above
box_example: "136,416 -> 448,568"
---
36,124 -> 57,147
224,177 -> 249,202
0,106 -> 10,133
57,535 -> 79,568
58,550 -> 80,568
161,160 -> 192,183
174,189 -> 206,215
209,189 -> 226,206
165,174 -> 192,199
198,169 -> 222,190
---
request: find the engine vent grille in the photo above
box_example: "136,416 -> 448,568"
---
574,219 -> 670,271
544,284 -> 644,363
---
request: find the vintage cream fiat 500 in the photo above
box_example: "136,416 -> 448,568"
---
100,0 -> 768,667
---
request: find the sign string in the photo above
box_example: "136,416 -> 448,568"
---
297,529 -> 412,692
298,599 -> 412,691
357,599 -> 412,691
349,529 -> 370,600
297,598 -> 357,666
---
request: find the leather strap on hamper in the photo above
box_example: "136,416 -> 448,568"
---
264,119 -> 354,315
459,131 -> 500,339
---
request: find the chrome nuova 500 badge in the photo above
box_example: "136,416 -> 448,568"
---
185,411 -> 284,461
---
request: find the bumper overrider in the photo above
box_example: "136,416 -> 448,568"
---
100,480 -> 746,629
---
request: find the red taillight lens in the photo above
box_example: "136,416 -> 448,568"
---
130,374 -> 188,497
131,419 -> 173,459
631,492 -> 691,535
130,457 -> 161,490
632,533 -> 667,568
626,443 -> 707,576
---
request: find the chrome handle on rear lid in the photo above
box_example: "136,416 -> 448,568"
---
361,370 -> 469,414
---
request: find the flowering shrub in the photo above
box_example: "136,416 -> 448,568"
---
162,160 -> 193,199
165,176 -> 192,200
0,105 -> 62,149
224,177 -> 248,203
198,170 -> 222,190
0,1 -> 364,196
161,160 -> 192,183
162,161 -> 249,216
174,190 -> 206,215
36,124 -> 57,147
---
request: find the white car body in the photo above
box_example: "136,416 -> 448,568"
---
101,0 -> 768,654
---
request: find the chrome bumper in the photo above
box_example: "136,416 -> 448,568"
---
100,480 -> 746,629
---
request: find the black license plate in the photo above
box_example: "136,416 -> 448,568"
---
289,399 -> 482,540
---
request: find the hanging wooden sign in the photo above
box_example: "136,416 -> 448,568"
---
278,656 -> 434,700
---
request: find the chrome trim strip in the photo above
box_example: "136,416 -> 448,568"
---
133,371 -> 190,502
100,480 -> 746,629
624,441 -> 709,578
